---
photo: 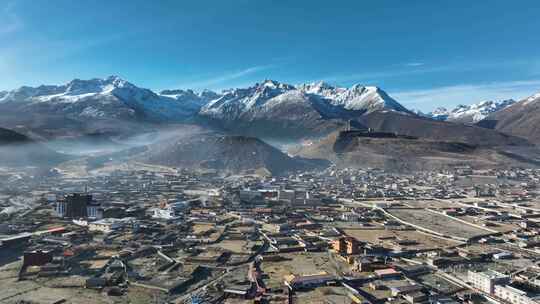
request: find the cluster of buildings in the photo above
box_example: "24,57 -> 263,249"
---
469,269 -> 540,304
1,165 -> 540,303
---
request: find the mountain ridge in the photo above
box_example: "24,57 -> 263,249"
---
0,76 -> 414,140
485,92 -> 540,144
0,76 -> 534,148
421,99 -> 516,124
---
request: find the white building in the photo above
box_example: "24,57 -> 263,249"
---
468,270 -> 510,294
493,252 -> 513,260
494,284 -> 540,304
341,212 -> 362,222
55,201 -> 66,217
152,201 -> 188,220
284,273 -> 335,290
88,218 -> 134,233
89,219 -> 123,233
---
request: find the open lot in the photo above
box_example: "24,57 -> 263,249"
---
396,199 -> 462,209
293,286 -> 351,304
342,228 -> 460,249
0,260 -> 134,304
387,208 -> 492,240
192,223 -> 216,235
261,252 -> 346,290
459,215 -> 518,232
208,239 -> 261,254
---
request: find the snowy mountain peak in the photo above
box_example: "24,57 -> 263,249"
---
0,76 -> 211,120
160,88 -> 219,99
257,79 -> 295,91
351,84 -> 374,91
298,81 -> 335,95
158,88 -> 220,110
304,81 -> 333,92
67,76 -> 137,95
200,80 -> 411,121
297,82 -> 409,113
425,99 -> 516,123
0,77 -> 413,126
198,89 -> 220,100
525,92 -> 540,104
261,79 -> 279,88
0,76 -> 138,103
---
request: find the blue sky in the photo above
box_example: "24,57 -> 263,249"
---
1,0 -> 540,111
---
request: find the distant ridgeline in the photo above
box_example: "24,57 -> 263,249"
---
338,130 -> 418,140
343,119 -> 417,139
333,121 -> 418,154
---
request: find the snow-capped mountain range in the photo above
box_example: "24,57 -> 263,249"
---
199,79 -> 411,122
421,99 -> 516,124
0,76 -> 410,122
1,76 -> 538,147
298,81 -> 409,112
0,76 -> 216,120
1,76 -> 534,143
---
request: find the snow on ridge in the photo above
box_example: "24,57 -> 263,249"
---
200,80 -> 297,116
0,76 -> 138,104
1,77 -> 412,122
296,82 -> 406,113
0,76 -> 208,120
524,92 -> 540,105
425,99 -> 516,123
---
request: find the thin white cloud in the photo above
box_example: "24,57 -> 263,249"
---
404,62 -> 425,67
0,2 -> 23,35
393,79 -> 540,112
179,65 -> 275,89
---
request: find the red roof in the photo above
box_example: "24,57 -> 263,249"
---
375,268 -> 400,276
46,227 -> 66,233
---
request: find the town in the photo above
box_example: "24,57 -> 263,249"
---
1,165 -> 540,304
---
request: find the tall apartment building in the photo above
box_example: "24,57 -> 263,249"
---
55,193 -> 100,218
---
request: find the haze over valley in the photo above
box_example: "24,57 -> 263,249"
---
1,76 -> 539,174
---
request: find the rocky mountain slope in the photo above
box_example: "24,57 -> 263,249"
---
134,132 -> 329,175
291,129 -> 540,172
355,111 -> 527,146
484,92 -> 540,144
0,127 -> 31,145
